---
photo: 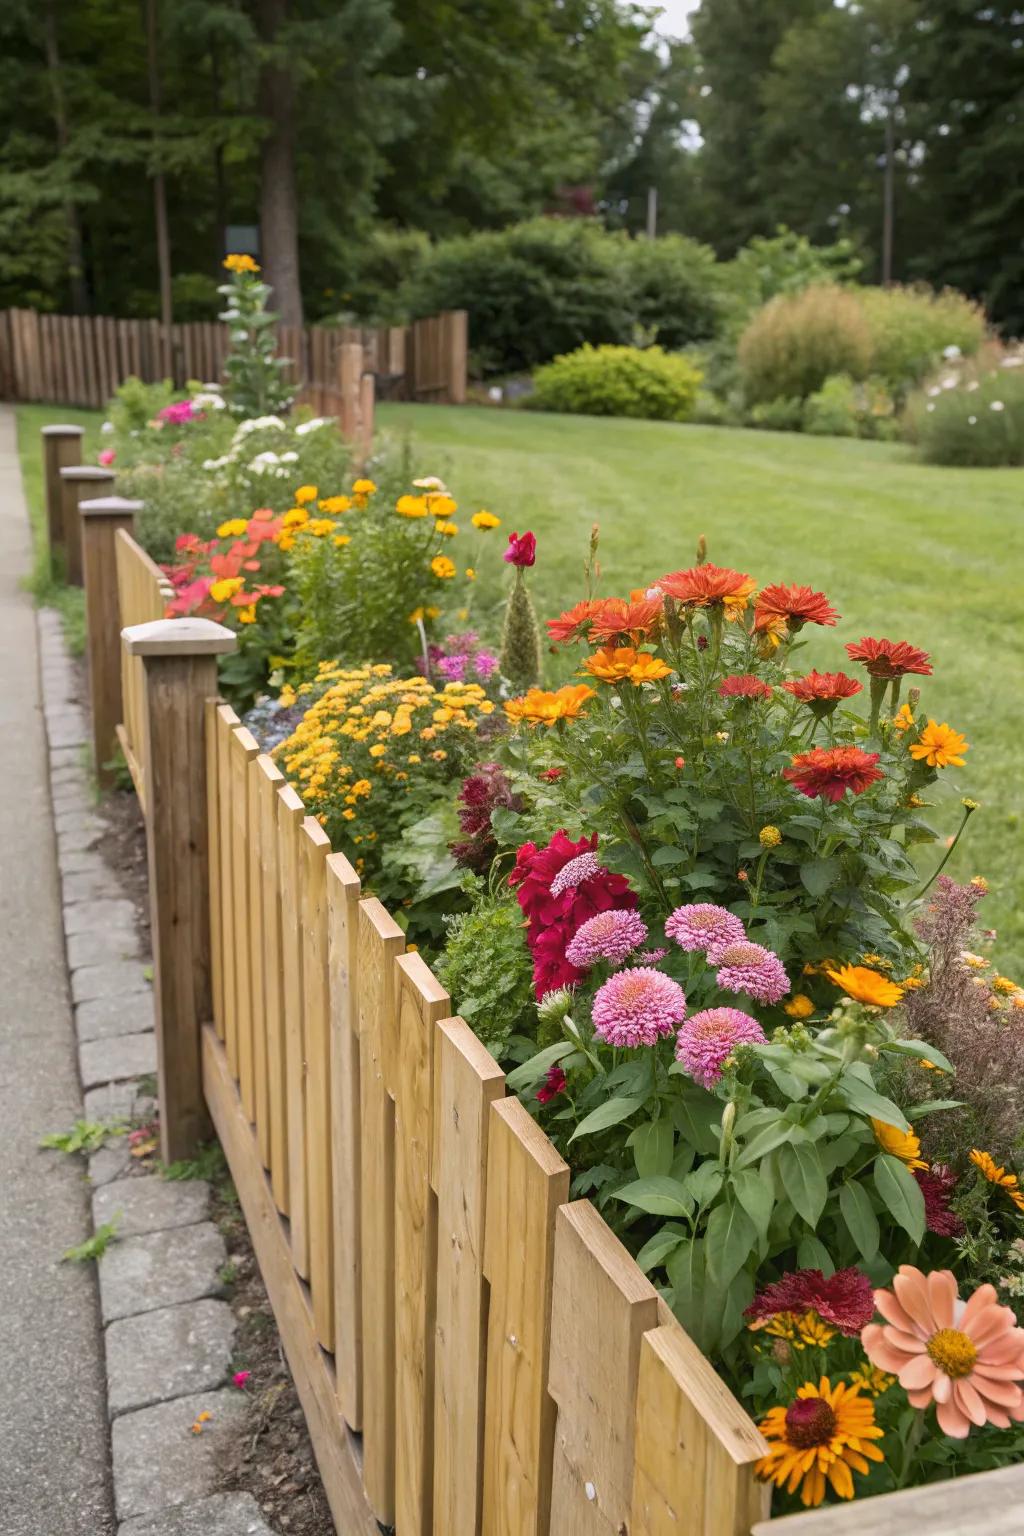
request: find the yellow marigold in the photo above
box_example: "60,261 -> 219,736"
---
436,521 -> 459,537
826,964 -> 904,1008
223,253 -> 259,273
961,951 -> 988,970
872,1119 -> 927,1170
759,825 -> 782,849
465,567 -> 476,580
970,1149 -> 1024,1212
368,743 -> 387,758
784,994 -> 815,1019
756,1376 -> 884,1507
342,808 -> 356,821
504,683 -> 596,728
970,874 -> 988,890
427,493 -> 457,518
333,534 -> 351,548
352,479 -> 376,495
431,555 -> 457,579
318,495 -> 351,514
407,753 -> 421,765
397,494 -> 428,518
892,702 -> 916,732
294,485 -> 318,505
628,653 -> 673,685
307,518 -> 336,536
237,604 -> 257,624
431,749 -> 447,761
216,517 -> 249,538
209,576 -> 245,603
282,506 -> 309,528
471,510 -> 501,530
582,646 -> 639,683
909,719 -> 970,769
992,975 -> 1019,995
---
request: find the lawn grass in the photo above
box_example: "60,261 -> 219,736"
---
378,404 -> 1024,970
15,403 -> 104,654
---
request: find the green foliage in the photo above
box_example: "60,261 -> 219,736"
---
500,572 -> 542,692
219,263 -> 294,420
64,1218 -> 119,1263
907,354 -> 1024,468
738,284 -> 874,405
530,344 -> 702,423
437,893 -> 536,1060
162,1142 -> 229,1184
747,395 -> 805,433
803,374 -> 897,441
858,286 -> 987,397
717,227 -> 864,337
41,1119 -> 125,1156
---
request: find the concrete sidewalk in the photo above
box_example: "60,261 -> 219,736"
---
0,405 -> 115,1533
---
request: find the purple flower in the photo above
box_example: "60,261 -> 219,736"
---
549,851 -> 604,899
565,909 -> 648,969
675,1008 -> 766,1088
708,939 -> 790,1005
473,649 -> 499,679
592,968 -> 687,1049
437,653 -> 468,681
665,903 -> 746,954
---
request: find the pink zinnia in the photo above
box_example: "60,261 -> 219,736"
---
674,1007 -> 766,1088
665,903 -> 746,954
549,851 -> 604,899
635,947 -> 667,965
708,939 -> 790,1004
566,909 -> 648,969
591,968 -> 687,1049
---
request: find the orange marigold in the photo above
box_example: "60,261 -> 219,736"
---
504,684 -> 596,727
657,562 -> 756,616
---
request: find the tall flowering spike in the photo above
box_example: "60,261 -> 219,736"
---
783,746 -> 882,802
665,903 -> 746,954
845,637 -> 933,679
746,1267 -> 876,1335
591,967 -> 687,1048
708,938 -> 790,1004
675,1007 -> 766,1088
754,583 -> 839,633
565,909 -> 649,969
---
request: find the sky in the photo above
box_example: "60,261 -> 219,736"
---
651,0 -> 699,39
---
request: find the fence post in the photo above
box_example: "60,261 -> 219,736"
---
122,615 -> 237,1162
358,372 -> 375,465
338,341 -> 363,440
41,424 -> 84,571
59,465 -> 115,585
80,496 -> 144,786
444,309 -> 468,404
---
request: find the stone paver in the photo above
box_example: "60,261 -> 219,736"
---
89,1139 -> 135,1188
118,1492 -> 276,1536
99,1223 -> 227,1323
84,1079 -> 155,1125
73,960 -> 152,1006
111,1389 -> 248,1520
76,991 -> 153,1041
68,927 -> 142,970
61,867 -> 121,904
93,1176 -> 209,1238
55,811 -> 105,849
64,899 -> 138,936
80,1033 -> 157,1090
105,1299 -> 235,1417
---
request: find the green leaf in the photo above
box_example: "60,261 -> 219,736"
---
778,1141 -> 828,1227
667,1238 -> 712,1352
612,1176 -> 694,1219
880,1039 -> 954,1074
874,1154 -> 926,1244
735,1118 -> 796,1168
669,1088 -> 722,1154
635,1227 -> 687,1274
840,1180 -> 880,1262
705,1199 -> 757,1287
799,856 -> 842,897
506,1041 -> 574,1094
651,845 -> 688,867
908,1098 -> 964,1120
629,1119 -> 675,1178
731,1169 -> 774,1239
719,1269 -> 756,1348
569,1095 -> 646,1145
838,1072 -> 910,1132
684,1160 -> 724,1209
796,1234 -> 835,1275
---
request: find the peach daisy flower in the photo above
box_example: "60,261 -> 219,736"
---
861,1266 -> 1024,1438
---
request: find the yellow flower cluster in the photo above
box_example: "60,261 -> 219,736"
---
223,253 -> 259,274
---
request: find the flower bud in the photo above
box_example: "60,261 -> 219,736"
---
696,534 -> 707,566
537,987 -> 573,1030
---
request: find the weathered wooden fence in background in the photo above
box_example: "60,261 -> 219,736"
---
1,306 -> 467,412
47,430 -> 1024,1536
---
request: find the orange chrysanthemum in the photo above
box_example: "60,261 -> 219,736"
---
504,684 -> 595,727
861,1266 -> 1024,1438
827,964 -> 905,1008
757,1376 -> 884,1507
845,637 -> 933,679
657,562 -> 756,617
582,647 -> 639,683
754,583 -> 839,633
718,673 -> 773,700
783,746 -> 882,803
588,593 -> 664,644
783,671 -> 863,708
545,599 -> 605,645
909,720 -> 970,769
970,1149 -> 1024,1213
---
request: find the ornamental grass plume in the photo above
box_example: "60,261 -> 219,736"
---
861,1265 -> 1024,1437
591,967 -> 687,1048
674,1006 -> 766,1087
500,555 -> 542,693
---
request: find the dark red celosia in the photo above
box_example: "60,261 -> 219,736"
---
504,530 -> 537,567
510,831 -> 638,998
718,673 -> 773,700
783,745 -> 882,802
915,1164 -> 965,1237
450,764 -> 524,873
754,583 -> 839,632
536,1065 -> 567,1104
745,1266 -> 876,1336
845,636 -> 933,679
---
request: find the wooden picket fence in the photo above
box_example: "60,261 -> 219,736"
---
0,305 -> 467,412
56,439 -> 1024,1535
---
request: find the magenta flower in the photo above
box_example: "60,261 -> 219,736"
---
665,903 -> 746,954
592,968 -> 687,1049
473,649 -> 499,679
98,448 -> 115,467
708,939 -> 790,1005
549,850 -> 604,899
675,1007 -> 766,1088
565,909 -> 648,969
437,653 -> 468,681
536,1065 -> 567,1105
232,1370 -> 251,1389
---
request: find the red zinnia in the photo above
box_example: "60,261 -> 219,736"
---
510,832 -> 638,997
783,745 -> 882,802
588,594 -> 663,644
504,530 -> 536,567
718,673 -> 773,700
546,599 -> 604,645
914,1164 -> 965,1238
745,1267 -> 875,1336
657,562 -> 756,610
784,670 -> 863,705
845,637 -> 933,679
754,583 -> 839,633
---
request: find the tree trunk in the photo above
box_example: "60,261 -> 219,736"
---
258,0 -> 303,326
43,0 -> 89,314
146,0 -> 174,365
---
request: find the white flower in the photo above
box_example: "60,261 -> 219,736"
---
926,403 -> 936,412
202,455 -> 232,471
413,475 -> 447,491
1001,355 -> 1023,368
191,391 -> 226,411
968,416 -> 977,425
248,451 -> 281,473
101,420 -> 114,434
940,376 -> 958,390
235,415 -> 286,437
280,451 -> 298,463
966,380 -> 979,391
943,344 -> 962,360
293,417 -> 333,435
990,400 -> 1005,412
926,386 -> 941,397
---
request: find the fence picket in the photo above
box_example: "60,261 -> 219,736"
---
256,754 -> 289,1206
215,706 -> 240,1067
300,815 -> 335,1352
205,698 -> 224,1038
246,748 -> 269,1166
278,783 -> 309,1278
230,727 -> 260,1121
326,851 -> 363,1430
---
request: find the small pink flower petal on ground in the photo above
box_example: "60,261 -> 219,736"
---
591,967 -> 686,1049
665,902 -> 745,953
674,1007 -> 766,1088
565,908 -> 648,969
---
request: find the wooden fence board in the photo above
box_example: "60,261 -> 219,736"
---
326,851 -> 363,1430
246,747 -> 270,1167
481,1097 -> 569,1536
432,1017 -> 505,1536
230,726 -> 260,1121
256,754 -> 289,1208
205,698 -> 224,1037
300,814 -> 335,1352
214,706 -> 240,1065
278,783 -> 309,1278
754,1462 -> 1024,1536
355,897 -> 404,1525
548,1202 -> 660,1534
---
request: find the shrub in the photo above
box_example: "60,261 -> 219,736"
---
717,226 -> 863,336
907,347 -> 1024,466
737,284 -> 873,404
437,894 -> 535,1060
803,373 -> 897,439
617,235 -> 721,352
858,284 -> 986,397
529,344 -> 702,422
747,395 -> 805,433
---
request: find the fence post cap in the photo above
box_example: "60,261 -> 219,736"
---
59,464 -> 116,482
79,496 -> 143,518
41,423 -> 86,437
122,617 -> 238,657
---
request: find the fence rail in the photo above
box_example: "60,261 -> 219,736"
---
57,450 -> 1024,1536
1,305 -> 467,411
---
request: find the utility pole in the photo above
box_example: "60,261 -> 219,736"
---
646,185 -> 658,240
882,106 -> 895,286
146,0 -> 174,367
